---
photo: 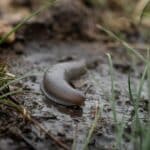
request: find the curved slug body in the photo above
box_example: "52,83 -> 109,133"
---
41,60 -> 87,106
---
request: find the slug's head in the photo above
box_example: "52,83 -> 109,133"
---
68,91 -> 85,106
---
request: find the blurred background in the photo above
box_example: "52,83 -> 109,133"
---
0,0 -> 149,43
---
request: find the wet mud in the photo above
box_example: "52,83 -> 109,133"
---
0,35 -> 148,150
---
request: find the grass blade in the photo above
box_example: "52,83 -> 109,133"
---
147,49 -> 150,121
0,89 -> 23,99
139,0 -> 150,24
128,74 -> 135,105
97,25 -> 146,63
107,53 -> 117,123
0,0 -> 56,45
82,102 -> 100,150
137,65 -> 148,101
0,72 -> 35,92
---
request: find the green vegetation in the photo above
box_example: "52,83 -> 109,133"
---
0,64 -> 21,111
107,53 -> 125,149
82,25 -> 150,149
82,102 -> 101,150
85,26 -> 150,149
0,0 -> 56,45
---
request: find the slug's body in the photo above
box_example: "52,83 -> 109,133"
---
41,60 -> 87,106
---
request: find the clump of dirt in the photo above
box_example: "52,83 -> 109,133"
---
48,0 -> 98,40
21,0 -> 99,41
0,0 -> 148,43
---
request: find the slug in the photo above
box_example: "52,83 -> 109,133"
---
41,59 -> 98,106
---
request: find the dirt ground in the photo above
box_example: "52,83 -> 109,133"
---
0,0 -> 149,150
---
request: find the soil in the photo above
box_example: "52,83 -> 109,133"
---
0,0 -> 149,150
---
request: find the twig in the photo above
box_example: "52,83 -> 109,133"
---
72,123 -> 78,150
9,127 -> 38,150
31,118 -> 69,150
20,106 -> 69,150
0,100 -> 69,150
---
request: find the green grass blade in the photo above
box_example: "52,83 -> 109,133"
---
0,72 -> 35,92
147,49 -> 150,121
136,65 -> 148,110
137,65 -> 148,97
133,64 -> 148,150
0,0 -> 56,45
97,25 -> 146,63
128,74 -> 135,105
142,128 -> 150,150
107,53 -> 117,123
107,53 -> 126,149
0,89 -> 23,99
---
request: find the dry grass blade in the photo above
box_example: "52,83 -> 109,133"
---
133,0 -> 150,24
0,100 -> 69,150
82,101 -> 100,150
31,119 -> 69,150
18,106 -> 70,150
9,127 -> 38,150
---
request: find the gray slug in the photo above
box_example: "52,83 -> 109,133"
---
41,59 -> 98,106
